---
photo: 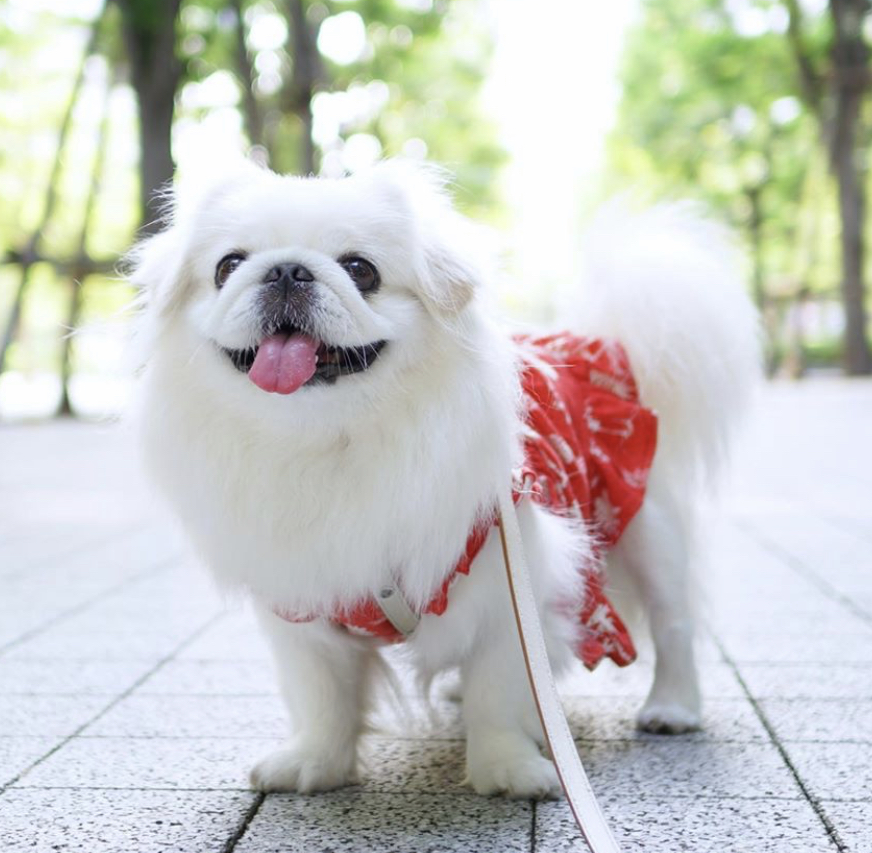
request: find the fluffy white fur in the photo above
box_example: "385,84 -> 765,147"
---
131,160 -> 760,799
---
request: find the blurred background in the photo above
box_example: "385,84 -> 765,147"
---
1,0 -> 871,421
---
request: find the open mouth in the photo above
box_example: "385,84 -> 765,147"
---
221,324 -> 386,392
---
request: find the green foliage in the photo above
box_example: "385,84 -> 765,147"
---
607,0 -> 841,302
0,0 -> 504,394
176,0 -> 505,217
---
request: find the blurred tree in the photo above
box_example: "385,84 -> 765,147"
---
609,0 -> 872,375
112,0 -> 184,233
0,0 -> 504,416
782,0 -> 872,374
188,0 -> 506,216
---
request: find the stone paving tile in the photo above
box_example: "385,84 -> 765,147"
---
786,743 -> 872,802
709,567 -> 824,603
718,630 -> 872,664
357,738 -> 467,792
235,792 -> 533,853
560,661 -> 746,699
760,698 -> 872,742
847,592 -> 872,617
1,527 -> 180,595
0,610 -> 67,649
565,697 -> 769,743
737,663 -> 872,699
368,694 -> 463,741
0,736 -> 59,786
175,617 -> 272,662
0,694 -> 110,736
0,788 -> 257,853
3,379 -> 871,853
57,597 -> 223,634
821,801 -> 872,853
135,659 -> 278,695
83,694 -> 290,739
572,740 -> 803,800
827,515 -> 872,542
0,525 -> 125,576
364,694 -> 769,744
352,738 -> 802,799
705,600 -> 871,634
13,735 -> 282,790
0,658 -> 154,695
753,513 -> 872,574
4,628 -> 197,662
537,796 -> 835,852
117,563 -> 221,602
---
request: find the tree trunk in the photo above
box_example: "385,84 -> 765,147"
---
829,0 -> 872,374
784,0 -> 872,374
285,0 -> 322,175
114,0 -> 183,234
136,86 -> 176,231
231,0 -> 266,153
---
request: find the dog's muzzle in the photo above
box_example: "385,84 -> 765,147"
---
218,262 -> 387,393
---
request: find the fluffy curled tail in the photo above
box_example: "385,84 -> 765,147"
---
564,203 -> 762,489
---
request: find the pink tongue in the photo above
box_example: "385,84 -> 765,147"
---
248,333 -> 319,394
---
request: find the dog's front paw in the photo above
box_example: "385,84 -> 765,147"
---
250,744 -> 357,793
636,700 -> 701,734
465,733 -> 561,800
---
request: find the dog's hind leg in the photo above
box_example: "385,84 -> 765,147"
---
609,479 -> 702,734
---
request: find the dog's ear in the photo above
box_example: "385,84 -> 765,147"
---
368,161 -> 486,316
416,217 -> 482,316
129,159 -> 268,316
128,224 -> 191,317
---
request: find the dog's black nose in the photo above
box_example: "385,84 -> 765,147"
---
263,263 -> 315,285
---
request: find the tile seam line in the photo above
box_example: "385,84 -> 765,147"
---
734,519 -> 872,627
0,611 -> 225,795
529,799 -> 537,853
0,552 -> 185,658
713,634 -> 848,853
221,791 -> 266,853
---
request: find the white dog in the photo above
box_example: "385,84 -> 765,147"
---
131,161 -> 759,799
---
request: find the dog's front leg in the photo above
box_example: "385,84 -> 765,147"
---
250,606 -> 369,792
449,520 -> 567,805
460,619 -> 561,799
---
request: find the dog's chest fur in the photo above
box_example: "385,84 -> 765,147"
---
139,338 -> 517,616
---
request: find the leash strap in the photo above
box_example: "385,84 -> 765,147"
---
496,485 -> 623,853
372,488 -> 622,851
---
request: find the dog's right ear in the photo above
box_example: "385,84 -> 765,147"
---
129,158 -> 269,316
128,224 -> 192,317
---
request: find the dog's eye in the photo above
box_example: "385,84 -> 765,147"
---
215,253 -> 247,288
339,256 -> 379,293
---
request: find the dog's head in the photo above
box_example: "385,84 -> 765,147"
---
132,160 -> 487,421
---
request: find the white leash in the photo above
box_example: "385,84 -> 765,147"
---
496,484 -> 623,853
374,488 -> 623,851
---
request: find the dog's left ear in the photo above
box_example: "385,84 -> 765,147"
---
416,216 -> 482,315
368,161 -> 485,316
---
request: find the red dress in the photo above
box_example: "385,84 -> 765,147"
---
276,333 -> 658,670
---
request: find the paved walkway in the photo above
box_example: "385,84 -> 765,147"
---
0,379 -> 870,852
